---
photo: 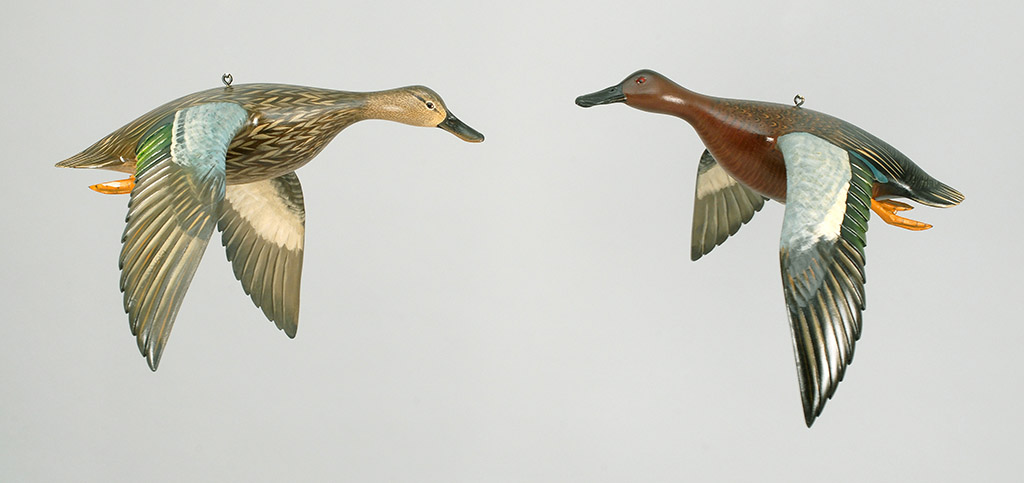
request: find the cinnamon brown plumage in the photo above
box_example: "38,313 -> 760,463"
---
577,69 -> 962,426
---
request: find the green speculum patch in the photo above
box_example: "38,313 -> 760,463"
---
135,122 -> 173,176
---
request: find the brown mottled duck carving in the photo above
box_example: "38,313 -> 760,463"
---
58,80 -> 484,370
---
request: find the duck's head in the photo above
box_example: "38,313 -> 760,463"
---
368,86 -> 484,142
575,70 -> 681,114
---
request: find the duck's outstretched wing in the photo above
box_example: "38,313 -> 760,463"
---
777,133 -> 872,426
691,150 -> 767,261
119,103 -> 249,371
218,173 -> 305,337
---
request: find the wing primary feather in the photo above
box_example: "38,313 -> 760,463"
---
696,202 -> 711,259
818,291 -> 845,388
826,270 -> 856,359
729,188 -> 748,236
715,193 -> 729,246
734,186 -> 755,217
794,307 -> 821,423
805,300 -> 830,405
270,253 -> 284,325
261,248 -> 280,324
248,242 -> 268,306
282,251 -> 301,337
722,187 -> 742,236
121,218 -> 180,300
232,232 -> 259,287
702,197 -> 717,252
242,241 -> 265,300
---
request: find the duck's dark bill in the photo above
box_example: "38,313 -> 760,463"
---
575,85 -> 625,107
438,112 -> 484,142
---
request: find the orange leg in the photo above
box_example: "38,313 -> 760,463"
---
89,176 -> 135,195
871,199 -> 932,231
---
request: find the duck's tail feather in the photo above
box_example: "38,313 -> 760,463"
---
55,150 -> 126,170
908,178 -> 965,208
881,157 -> 965,208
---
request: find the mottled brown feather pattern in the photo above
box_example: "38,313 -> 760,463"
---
57,84 -> 366,184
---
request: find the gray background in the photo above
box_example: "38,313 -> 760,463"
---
2,0 -> 1021,481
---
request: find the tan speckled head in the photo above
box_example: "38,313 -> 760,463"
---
365,86 -> 484,142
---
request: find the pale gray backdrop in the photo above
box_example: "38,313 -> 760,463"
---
1,0 -> 1020,481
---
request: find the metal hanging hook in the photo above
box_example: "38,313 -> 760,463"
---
222,73 -> 233,87
793,94 -> 805,108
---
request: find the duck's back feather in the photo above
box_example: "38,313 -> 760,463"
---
56,84 -> 365,179
824,119 -> 964,207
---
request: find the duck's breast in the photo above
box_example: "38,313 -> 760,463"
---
691,98 -> 794,201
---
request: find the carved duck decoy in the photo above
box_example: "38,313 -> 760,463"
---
576,70 -> 963,426
57,81 -> 484,370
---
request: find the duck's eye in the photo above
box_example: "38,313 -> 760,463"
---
636,76 -> 647,85
425,101 -> 435,110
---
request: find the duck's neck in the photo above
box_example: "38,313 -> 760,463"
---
633,82 -> 714,127
356,88 -> 416,123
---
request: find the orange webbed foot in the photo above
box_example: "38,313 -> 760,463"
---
871,199 -> 932,231
89,176 -> 135,195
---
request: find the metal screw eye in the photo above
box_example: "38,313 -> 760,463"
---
222,73 -> 233,87
794,94 -> 804,107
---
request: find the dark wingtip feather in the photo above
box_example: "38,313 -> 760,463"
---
913,181 -> 965,208
933,183 -> 965,206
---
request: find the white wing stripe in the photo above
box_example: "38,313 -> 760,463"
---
695,162 -> 738,198
224,181 -> 304,251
